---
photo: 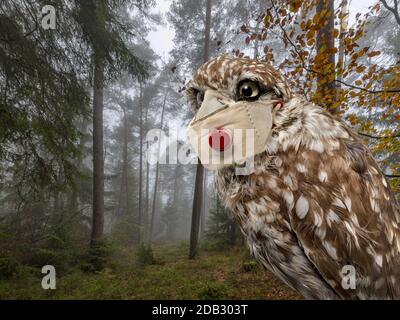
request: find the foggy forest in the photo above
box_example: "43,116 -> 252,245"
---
0,0 -> 399,300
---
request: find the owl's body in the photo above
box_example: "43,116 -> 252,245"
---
187,56 -> 400,299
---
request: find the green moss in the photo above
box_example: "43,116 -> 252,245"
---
198,283 -> 228,299
241,260 -> 258,273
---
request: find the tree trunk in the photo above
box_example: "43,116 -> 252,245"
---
123,108 -> 130,215
189,165 -> 204,259
315,0 -> 338,115
138,83 -> 144,242
144,105 -> 150,242
148,87 -> 169,244
117,105 -> 130,218
148,163 -> 159,243
253,20 -> 261,60
116,171 -> 124,217
91,51 -> 105,246
200,170 -> 207,238
189,0 -> 212,259
170,165 -> 180,241
202,0 -> 212,63
116,106 -> 129,219
337,0 -> 349,84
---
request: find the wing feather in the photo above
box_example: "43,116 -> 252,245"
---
289,137 -> 400,299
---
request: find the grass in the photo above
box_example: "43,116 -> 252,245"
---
0,243 -> 301,300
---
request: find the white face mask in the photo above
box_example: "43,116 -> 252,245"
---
187,90 -> 280,171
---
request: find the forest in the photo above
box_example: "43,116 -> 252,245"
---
0,0 -> 399,300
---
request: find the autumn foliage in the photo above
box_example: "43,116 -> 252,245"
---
237,0 -> 400,193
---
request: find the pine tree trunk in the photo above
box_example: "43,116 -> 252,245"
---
253,20 -> 261,60
337,0 -> 349,84
144,106 -> 150,242
189,165 -> 204,258
117,107 -> 129,219
316,0 -> 338,115
170,165 -> 180,241
119,107 -> 130,217
91,51 -> 105,246
116,170 -> 124,217
189,0 -> 212,259
145,154 -> 150,240
138,83 -> 144,242
200,170 -> 207,238
123,108 -> 130,215
148,88 -> 169,244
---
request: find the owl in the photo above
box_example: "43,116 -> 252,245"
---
185,55 -> 400,299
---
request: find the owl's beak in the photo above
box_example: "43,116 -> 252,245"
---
194,90 -> 234,152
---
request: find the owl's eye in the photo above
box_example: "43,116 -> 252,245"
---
196,91 -> 205,106
238,81 -> 260,100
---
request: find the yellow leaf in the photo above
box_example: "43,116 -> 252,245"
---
307,39 -> 315,46
367,51 -> 381,58
356,66 -> 365,73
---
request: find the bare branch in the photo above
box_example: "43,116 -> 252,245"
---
358,132 -> 400,139
385,174 -> 400,178
380,0 -> 400,26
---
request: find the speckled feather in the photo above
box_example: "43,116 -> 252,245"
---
186,55 -> 400,300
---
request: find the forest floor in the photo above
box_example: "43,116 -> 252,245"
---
0,243 -> 301,300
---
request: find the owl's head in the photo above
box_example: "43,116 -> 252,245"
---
185,55 -> 293,113
185,56 -> 301,167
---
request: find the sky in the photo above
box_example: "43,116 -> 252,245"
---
148,0 -> 378,59
148,0 -> 175,61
